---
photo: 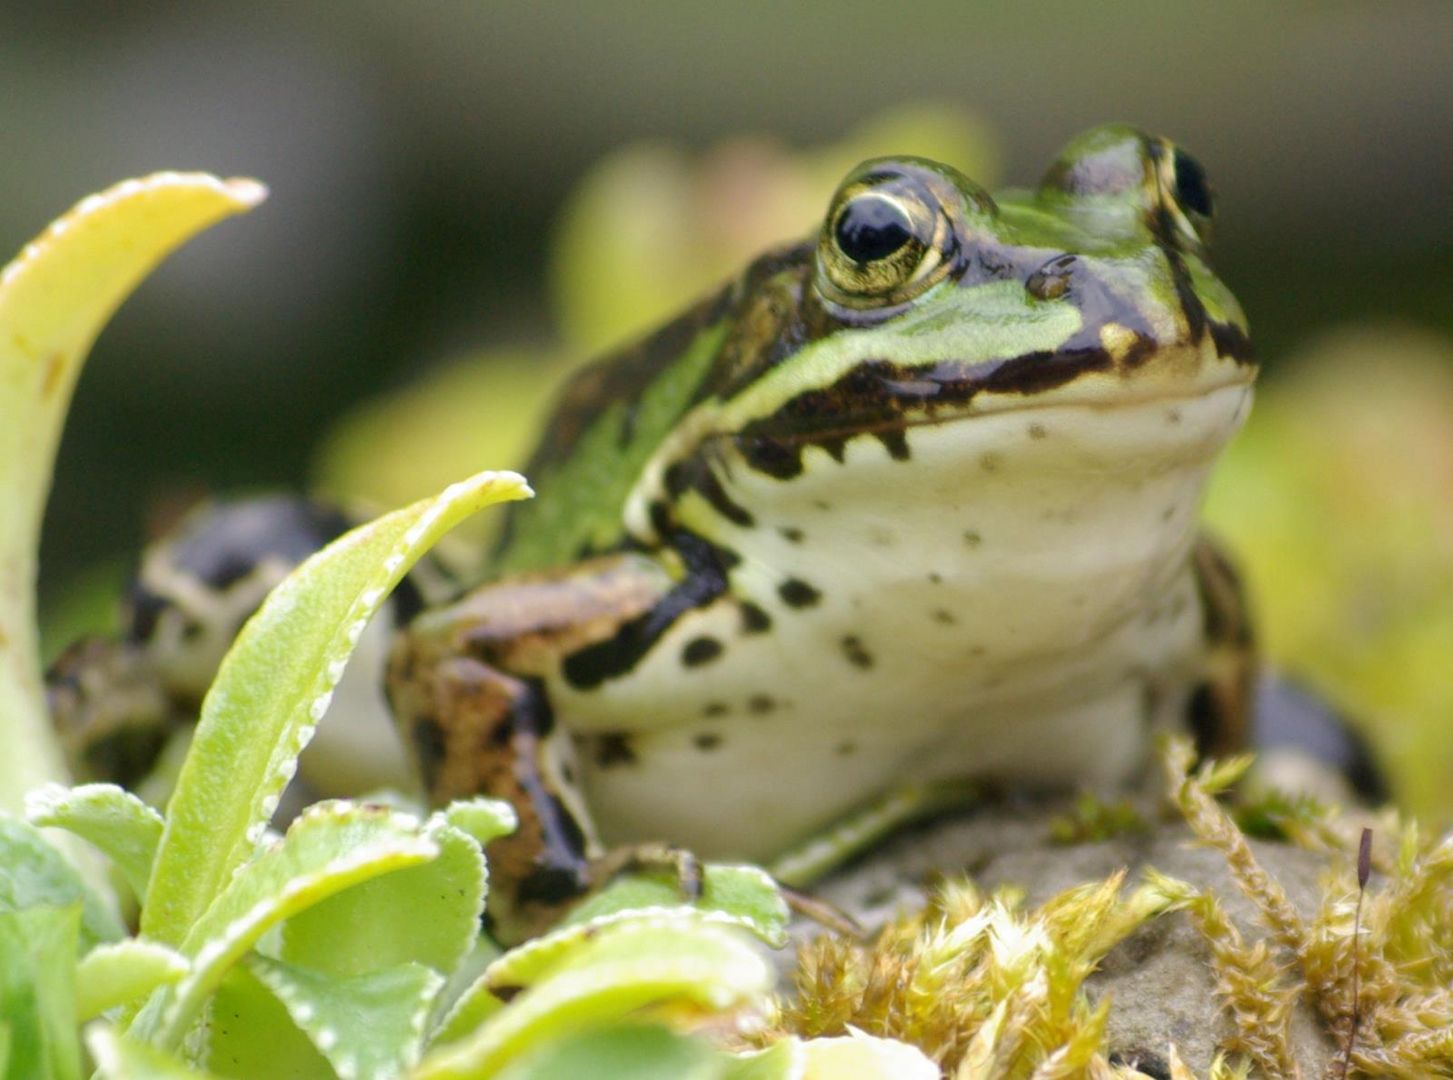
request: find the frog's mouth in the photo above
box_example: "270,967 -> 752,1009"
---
728,339 -> 1254,479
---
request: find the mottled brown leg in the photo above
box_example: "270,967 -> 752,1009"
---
46,635 -> 182,787
386,552 -> 679,941
1189,533 -> 1257,757
1192,536 -> 1388,801
389,650 -> 600,941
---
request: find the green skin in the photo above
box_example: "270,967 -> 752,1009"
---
384,124 -> 1258,934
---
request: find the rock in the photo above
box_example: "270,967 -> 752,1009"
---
789,796 -> 1343,1076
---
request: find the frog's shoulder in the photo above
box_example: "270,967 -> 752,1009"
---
527,241 -> 811,475
495,242 -> 811,573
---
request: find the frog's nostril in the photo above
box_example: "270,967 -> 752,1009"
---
1026,254 -> 1077,301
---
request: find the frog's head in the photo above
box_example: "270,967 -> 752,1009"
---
699,124 -> 1255,482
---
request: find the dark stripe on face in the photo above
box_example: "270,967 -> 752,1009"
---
1208,319 -> 1253,365
663,457 -> 756,528
735,347 -> 1116,480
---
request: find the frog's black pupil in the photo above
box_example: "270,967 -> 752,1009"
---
835,195 -> 913,264
1172,151 -> 1213,219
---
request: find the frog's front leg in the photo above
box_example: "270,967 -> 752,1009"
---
385,552 -> 678,940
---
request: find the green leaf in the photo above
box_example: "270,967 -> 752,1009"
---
428,937 -> 504,1048
0,903 -> 82,1080
132,802 -> 440,1050
279,814 -> 485,979
0,173 -> 264,815
440,799 -> 518,849
0,814 -> 122,949
415,920 -> 773,1080
718,1040 -> 800,1080
76,940 -> 187,1021
486,864 -> 787,995
562,863 -> 787,944
88,1023 -> 227,1080
26,783 -> 164,904
249,955 -> 442,1080
492,1024 -> 719,1080
488,1027 -> 799,1080
202,965 -> 332,1080
142,469 -> 530,950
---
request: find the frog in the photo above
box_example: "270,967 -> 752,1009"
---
386,122 -> 1267,933
52,125 -> 1269,940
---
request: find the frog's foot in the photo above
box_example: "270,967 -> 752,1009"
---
491,843 -> 704,944
1249,673 -> 1388,805
46,635 -> 183,787
768,779 -> 984,888
777,884 -> 865,940
588,841 -> 704,902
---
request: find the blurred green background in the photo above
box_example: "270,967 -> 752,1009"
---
4,4 -> 1450,815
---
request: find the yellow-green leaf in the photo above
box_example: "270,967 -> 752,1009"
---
0,174 -> 264,815
141,470 -> 529,949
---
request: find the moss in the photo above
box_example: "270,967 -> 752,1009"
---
765,739 -> 1453,1078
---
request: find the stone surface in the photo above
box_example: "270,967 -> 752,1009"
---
787,797 -> 1343,1077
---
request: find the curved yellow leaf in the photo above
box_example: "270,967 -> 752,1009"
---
0,173 -> 265,811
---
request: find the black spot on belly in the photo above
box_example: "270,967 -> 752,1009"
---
778,578 -> 821,608
591,733 -> 637,768
1028,422 -> 1047,439
703,701 -> 729,717
841,635 -> 874,669
963,530 -> 982,547
739,602 -> 772,634
835,740 -> 858,756
693,732 -> 722,751
979,452 -> 1003,473
778,526 -> 805,544
927,572 -> 943,585
747,693 -> 776,715
931,608 -> 957,625
682,636 -> 724,667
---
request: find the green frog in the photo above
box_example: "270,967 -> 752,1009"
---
52,125 -> 1263,938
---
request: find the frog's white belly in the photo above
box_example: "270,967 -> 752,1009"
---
564,381 -> 1252,860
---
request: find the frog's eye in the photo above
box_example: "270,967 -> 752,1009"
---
1159,146 -> 1215,247
818,169 -> 956,308
834,194 -> 915,264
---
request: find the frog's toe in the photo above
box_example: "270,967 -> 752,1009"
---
590,842 -> 703,901
777,883 -> 865,940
